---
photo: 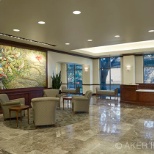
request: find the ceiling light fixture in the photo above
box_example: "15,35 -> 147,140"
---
73,11 -> 81,15
114,35 -> 120,38
148,30 -> 154,33
65,43 -> 70,45
38,21 -> 45,24
87,39 -> 93,42
13,29 -> 20,32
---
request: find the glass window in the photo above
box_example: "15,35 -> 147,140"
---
67,64 -> 82,93
111,68 -> 121,84
100,57 -> 110,68
110,57 -> 120,68
100,57 -> 121,96
144,54 -> 154,67
67,64 -> 74,70
144,54 -> 154,83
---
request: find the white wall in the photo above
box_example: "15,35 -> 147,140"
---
48,51 -> 93,93
122,55 -> 135,84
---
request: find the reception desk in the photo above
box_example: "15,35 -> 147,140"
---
120,84 -> 154,106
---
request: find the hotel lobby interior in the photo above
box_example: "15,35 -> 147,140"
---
1,0 -> 154,154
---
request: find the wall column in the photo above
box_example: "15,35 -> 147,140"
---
61,63 -> 67,86
122,55 -> 135,84
93,59 -> 100,93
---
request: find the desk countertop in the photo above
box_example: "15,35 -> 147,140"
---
136,89 -> 154,92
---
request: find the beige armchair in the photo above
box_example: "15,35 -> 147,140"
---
43,89 -> 61,108
0,94 -> 25,120
31,97 -> 59,126
72,90 -> 92,113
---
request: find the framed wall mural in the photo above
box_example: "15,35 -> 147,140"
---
0,45 -> 47,89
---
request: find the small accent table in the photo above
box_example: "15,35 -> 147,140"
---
9,105 -> 30,127
63,96 -> 72,110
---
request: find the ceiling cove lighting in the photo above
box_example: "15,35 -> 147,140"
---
73,40 -> 154,54
73,11 -> 81,15
114,35 -> 120,38
65,43 -> 70,45
87,39 -> 93,42
148,30 -> 154,33
0,33 -> 56,47
13,29 -> 20,32
38,21 -> 45,24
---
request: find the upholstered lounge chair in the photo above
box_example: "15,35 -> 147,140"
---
61,85 -> 80,94
31,97 -> 59,126
0,94 -> 25,120
43,89 -> 61,108
96,87 -> 118,100
72,90 -> 92,113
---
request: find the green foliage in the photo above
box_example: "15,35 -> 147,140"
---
51,71 -> 62,89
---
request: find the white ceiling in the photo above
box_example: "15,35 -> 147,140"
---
1,0 -> 154,58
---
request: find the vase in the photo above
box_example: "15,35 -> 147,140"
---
0,77 -> 5,89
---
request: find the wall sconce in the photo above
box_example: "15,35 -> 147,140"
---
84,66 -> 89,72
126,65 -> 131,71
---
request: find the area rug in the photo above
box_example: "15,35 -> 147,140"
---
1,109 -> 88,130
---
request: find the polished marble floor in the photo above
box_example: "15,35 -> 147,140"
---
0,97 -> 154,154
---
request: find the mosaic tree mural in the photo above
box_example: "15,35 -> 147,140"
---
0,45 -> 46,89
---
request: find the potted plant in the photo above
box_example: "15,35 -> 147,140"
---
51,71 -> 62,90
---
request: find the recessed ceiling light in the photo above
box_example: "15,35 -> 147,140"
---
73,11 -> 81,15
38,21 -> 45,24
87,39 -> 93,42
148,30 -> 154,33
13,29 -> 20,32
65,43 -> 70,45
114,35 -> 120,38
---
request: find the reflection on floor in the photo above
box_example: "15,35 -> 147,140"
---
0,97 -> 154,154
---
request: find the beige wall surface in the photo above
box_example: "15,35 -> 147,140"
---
93,59 -> 100,93
135,56 -> 143,83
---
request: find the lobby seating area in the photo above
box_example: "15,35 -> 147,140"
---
0,94 -> 25,120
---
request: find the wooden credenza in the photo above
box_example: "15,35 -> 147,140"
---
120,84 -> 154,106
0,87 -> 44,106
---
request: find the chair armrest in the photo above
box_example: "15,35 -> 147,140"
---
10,98 -> 25,105
1,101 -> 20,106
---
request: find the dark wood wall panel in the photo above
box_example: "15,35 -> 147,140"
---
137,83 -> 154,89
0,87 -> 44,106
